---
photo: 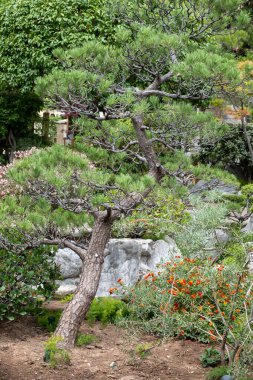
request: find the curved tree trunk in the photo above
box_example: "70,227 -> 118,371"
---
132,115 -> 165,182
53,189 -> 152,349
54,216 -> 112,348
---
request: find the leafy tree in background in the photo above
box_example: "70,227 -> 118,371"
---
0,0 -> 114,90
0,0 -> 114,159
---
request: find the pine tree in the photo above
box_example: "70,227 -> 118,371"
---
0,0 -> 247,349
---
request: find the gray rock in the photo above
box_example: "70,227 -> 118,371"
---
56,277 -> 80,286
55,284 -> 77,297
55,248 -> 82,279
96,238 -> 178,296
248,252 -> 253,272
190,179 -> 238,195
242,215 -> 253,233
55,238 -> 180,297
213,228 -> 230,244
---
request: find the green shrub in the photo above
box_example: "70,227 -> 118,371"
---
112,190 -> 190,240
44,336 -> 70,368
0,242 -> 58,321
116,257 -> 252,344
36,309 -> 62,332
173,195 -> 229,257
200,348 -> 222,368
75,333 -> 97,346
206,366 -> 230,380
222,242 -> 247,267
86,297 -> 129,325
241,184 -> 253,200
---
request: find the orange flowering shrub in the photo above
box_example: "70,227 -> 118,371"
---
118,257 -> 253,344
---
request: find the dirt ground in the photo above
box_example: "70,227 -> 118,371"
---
0,315 -> 209,380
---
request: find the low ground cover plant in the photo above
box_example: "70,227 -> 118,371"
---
36,309 -> 62,332
75,333 -> 98,346
44,336 -> 71,368
200,348 -> 222,368
86,297 -> 129,325
36,297 -> 128,332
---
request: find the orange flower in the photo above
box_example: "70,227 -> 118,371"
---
188,281 -> 193,286
168,289 -> 178,296
117,278 -> 123,284
109,287 -> 117,294
209,330 -> 217,341
190,294 -> 197,299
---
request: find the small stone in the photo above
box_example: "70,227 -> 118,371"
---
109,361 -> 118,369
221,376 -> 233,380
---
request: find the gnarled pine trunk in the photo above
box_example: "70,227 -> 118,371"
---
54,216 -> 112,348
132,115 -> 165,182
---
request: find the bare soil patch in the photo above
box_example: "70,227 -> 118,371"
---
0,316 -> 209,380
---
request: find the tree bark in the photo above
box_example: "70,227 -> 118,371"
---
53,189 -> 152,348
132,115 -> 165,182
54,215 -> 112,348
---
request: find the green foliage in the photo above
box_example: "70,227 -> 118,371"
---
241,184 -> 253,201
112,190 -> 190,240
36,309 -> 62,332
197,125 -> 253,181
0,0 -> 114,91
135,342 -> 153,359
86,297 -> 129,325
113,0 -> 247,42
75,333 -> 97,346
173,193 -> 229,257
206,366 -> 230,380
0,144 -> 155,233
0,0 -> 116,152
0,244 -> 58,321
222,242 -> 247,267
200,348 -> 222,368
44,336 -> 71,368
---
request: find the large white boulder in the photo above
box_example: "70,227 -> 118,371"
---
55,248 -> 82,278
55,237 -> 180,297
